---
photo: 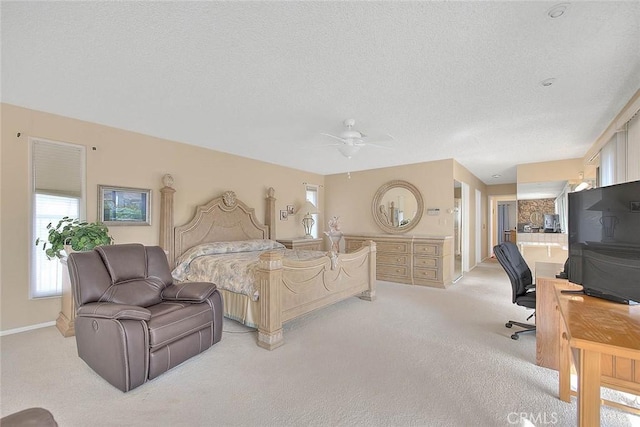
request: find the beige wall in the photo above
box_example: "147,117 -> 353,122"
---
325,159 -> 488,266
454,160 -> 489,263
517,158 -> 584,184
1,103 -> 324,331
486,183 -> 517,196
0,104 -> 494,332
325,159 -> 455,237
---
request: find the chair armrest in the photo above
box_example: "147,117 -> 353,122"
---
162,282 -> 217,303
77,302 -> 151,321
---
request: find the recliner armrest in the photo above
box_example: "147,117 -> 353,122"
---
77,302 -> 151,321
162,282 -> 217,303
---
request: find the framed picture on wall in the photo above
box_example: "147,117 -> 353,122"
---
98,185 -> 151,226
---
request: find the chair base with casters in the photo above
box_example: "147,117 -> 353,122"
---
505,319 -> 535,340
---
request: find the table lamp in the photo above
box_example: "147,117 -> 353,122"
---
300,200 -> 318,239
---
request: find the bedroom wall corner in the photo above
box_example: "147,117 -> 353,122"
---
0,103 -> 324,332
324,160 -> 456,237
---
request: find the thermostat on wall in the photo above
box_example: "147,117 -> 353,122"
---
427,208 -> 440,216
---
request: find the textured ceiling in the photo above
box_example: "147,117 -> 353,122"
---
2,1 -> 639,184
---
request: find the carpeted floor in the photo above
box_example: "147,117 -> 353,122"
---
1,260 -> 638,426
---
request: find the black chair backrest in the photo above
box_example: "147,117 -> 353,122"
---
493,242 -> 533,303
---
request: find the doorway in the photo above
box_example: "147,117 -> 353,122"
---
489,195 -> 517,256
453,180 -> 463,281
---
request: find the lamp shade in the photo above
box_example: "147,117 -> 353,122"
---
300,200 -> 318,215
337,144 -> 361,159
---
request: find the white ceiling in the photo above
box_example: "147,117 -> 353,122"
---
2,1 -> 639,184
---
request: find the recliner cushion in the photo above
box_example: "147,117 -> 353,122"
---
147,302 -> 214,348
97,244 -> 148,284
146,246 -> 173,286
100,278 -> 165,307
68,251 -> 114,306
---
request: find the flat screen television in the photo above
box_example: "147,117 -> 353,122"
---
567,179 -> 640,304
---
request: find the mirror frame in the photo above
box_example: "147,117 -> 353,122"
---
371,180 -> 424,234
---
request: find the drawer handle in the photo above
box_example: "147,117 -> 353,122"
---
397,258 -> 402,262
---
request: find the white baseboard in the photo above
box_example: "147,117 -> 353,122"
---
0,321 -> 56,337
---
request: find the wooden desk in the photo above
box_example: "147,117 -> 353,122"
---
535,262 -> 580,369
555,286 -> 640,426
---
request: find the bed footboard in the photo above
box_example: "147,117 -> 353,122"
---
257,241 -> 376,350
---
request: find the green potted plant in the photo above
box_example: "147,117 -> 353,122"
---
35,216 -> 114,260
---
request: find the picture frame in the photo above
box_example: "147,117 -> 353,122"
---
631,201 -> 640,213
287,205 -> 295,215
280,210 -> 288,221
98,185 -> 151,226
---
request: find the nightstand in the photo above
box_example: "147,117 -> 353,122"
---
277,237 -> 324,251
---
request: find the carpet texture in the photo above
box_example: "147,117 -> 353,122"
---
1,260 -> 638,426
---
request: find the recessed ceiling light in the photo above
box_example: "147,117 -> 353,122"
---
540,78 -> 556,87
492,174 -> 501,179
547,3 -> 570,19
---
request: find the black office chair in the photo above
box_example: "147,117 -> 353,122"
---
493,242 -> 536,340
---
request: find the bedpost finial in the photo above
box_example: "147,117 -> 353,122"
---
267,187 -> 275,198
162,174 -> 174,188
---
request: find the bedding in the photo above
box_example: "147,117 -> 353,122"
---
171,240 -> 324,301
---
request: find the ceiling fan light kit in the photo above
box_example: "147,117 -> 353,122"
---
337,144 -> 361,159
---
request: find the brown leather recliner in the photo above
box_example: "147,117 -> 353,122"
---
67,243 -> 223,392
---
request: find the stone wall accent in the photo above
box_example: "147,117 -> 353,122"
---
517,198 -> 555,228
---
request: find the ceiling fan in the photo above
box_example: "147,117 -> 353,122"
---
320,119 -> 394,159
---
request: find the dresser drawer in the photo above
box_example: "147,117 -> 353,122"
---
378,254 -> 409,266
377,241 -> 410,254
378,264 -> 410,278
414,243 -> 439,256
414,256 -> 437,268
414,267 -> 438,281
345,239 -> 366,252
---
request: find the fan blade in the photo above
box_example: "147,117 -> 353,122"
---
366,142 -> 394,150
365,133 -> 395,143
320,133 -> 347,143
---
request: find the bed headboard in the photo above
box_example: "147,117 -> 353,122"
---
159,175 -> 276,266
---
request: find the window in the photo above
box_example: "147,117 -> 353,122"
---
599,109 -> 640,186
305,184 -> 319,238
31,139 -> 85,298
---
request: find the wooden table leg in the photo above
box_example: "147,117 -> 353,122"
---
577,348 -> 601,427
559,332 -> 571,402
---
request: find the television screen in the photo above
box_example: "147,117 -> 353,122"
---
567,180 -> 640,304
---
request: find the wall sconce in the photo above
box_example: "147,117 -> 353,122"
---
299,200 -> 318,238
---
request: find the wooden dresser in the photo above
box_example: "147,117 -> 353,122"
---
344,234 -> 453,288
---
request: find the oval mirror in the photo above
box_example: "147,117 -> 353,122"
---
371,180 -> 424,234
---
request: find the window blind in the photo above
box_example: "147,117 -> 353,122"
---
627,112 -> 640,182
33,139 -> 83,197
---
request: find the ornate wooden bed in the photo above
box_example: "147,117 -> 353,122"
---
159,177 -> 376,350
